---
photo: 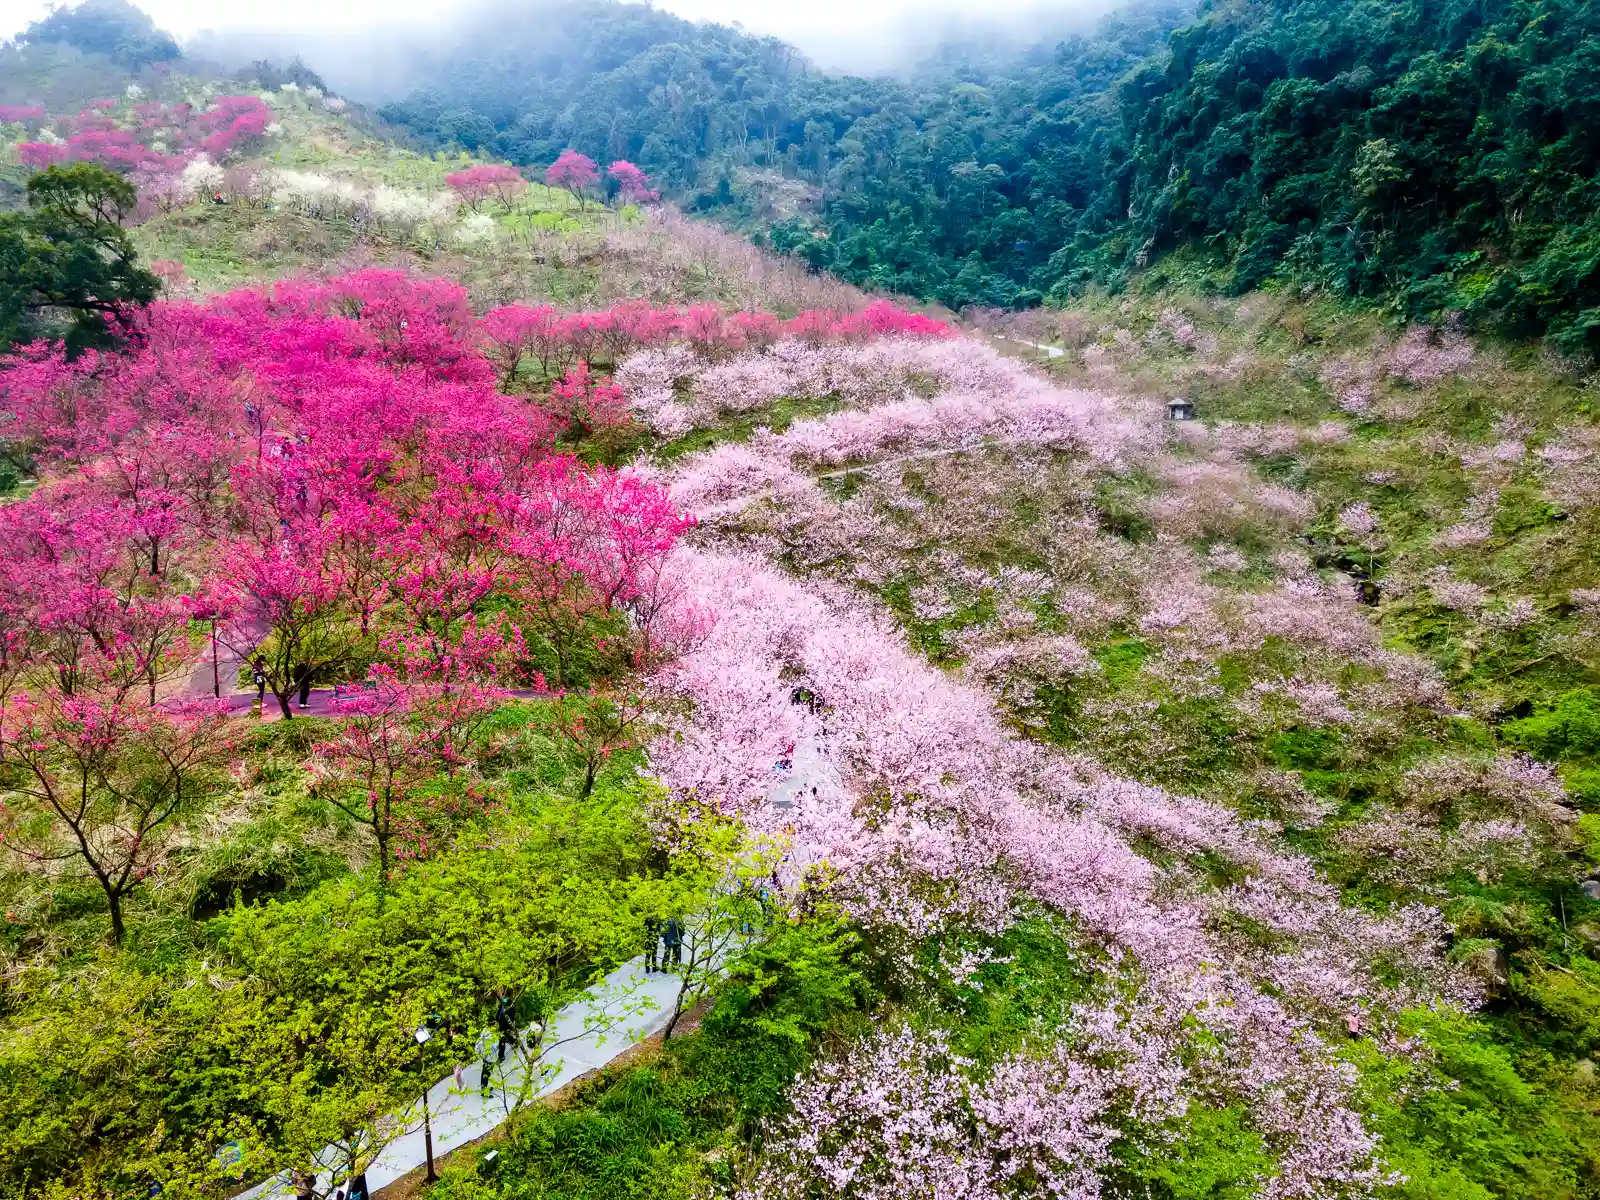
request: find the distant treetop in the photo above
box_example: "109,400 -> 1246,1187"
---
249,57 -> 329,94
22,0 -> 181,69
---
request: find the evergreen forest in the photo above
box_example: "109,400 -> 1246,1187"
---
377,0 -> 1600,350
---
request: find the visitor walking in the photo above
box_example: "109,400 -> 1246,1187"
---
662,916 -> 683,970
251,657 -> 267,707
643,915 -> 661,973
295,661 -> 313,709
494,994 -> 520,1063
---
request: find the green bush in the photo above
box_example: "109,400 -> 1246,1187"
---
1356,1011 -> 1593,1200
1504,689 -> 1600,764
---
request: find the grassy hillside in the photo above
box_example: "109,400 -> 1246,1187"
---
3,28 -> 1600,1200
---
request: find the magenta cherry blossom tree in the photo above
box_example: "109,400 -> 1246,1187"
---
546,149 -> 599,209
607,159 -> 658,205
445,163 -> 527,212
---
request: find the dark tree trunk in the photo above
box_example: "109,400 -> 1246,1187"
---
105,888 -> 126,946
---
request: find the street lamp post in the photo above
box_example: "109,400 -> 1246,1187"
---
414,1025 -> 438,1183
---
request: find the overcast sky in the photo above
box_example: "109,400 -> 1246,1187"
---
2,0 -> 1087,74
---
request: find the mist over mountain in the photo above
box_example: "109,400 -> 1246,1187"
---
165,0 -> 1121,87
334,0 -> 1600,354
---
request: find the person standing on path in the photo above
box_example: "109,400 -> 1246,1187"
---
494,994 -> 520,1064
643,915 -> 661,973
662,916 -> 683,970
295,661 -> 313,710
251,657 -> 267,708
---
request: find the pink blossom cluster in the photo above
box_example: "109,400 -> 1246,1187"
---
744,1019 -> 1167,1200
1536,423 -> 1600,511
644,339 -> 1157,518
1337,500 -> 1379,535
621,336 -> 1022,435
1382,324 -> 1476,387
444,163 -> 526,211
648,548 -> 1469,1193
1426,568 -> 1489,613
1337,806 -> 1548,891
1319,324 -> 1475,415
0,104 -> 46,124
538,152 -> 660,206
1211,420 -> 1351,457
652,352 -> 1460,752
627,315 -> 1530,1191
662,392 -> 1156,522
0,270 -> 693,725
1146,460 -> 1314,540
607,159 -> 658,204
546,148 -> 600,200
480,299 -> 950,390
12,95 -> 271,177
962,634 -> 1097,701
1399,752 -> 1572,828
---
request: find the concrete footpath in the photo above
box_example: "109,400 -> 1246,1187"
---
239,956 -> 686,1196
240,738 -> 831,1197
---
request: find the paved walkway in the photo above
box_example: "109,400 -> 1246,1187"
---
203,686 -> 548,722
236,737 -> 830,1197
182,619 -> 270,701
239,954 -> 689,1197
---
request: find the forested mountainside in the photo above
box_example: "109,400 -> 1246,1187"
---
5,2 -> 1600,1199
378,0 -> 1600,350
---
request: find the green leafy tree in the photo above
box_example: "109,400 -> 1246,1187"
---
0,777 -> 666,1195
0,164 -> 159,358
22,0 -> 181,69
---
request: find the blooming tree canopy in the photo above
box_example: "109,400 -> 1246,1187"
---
546,149 -> 599,208
0,268 -> 695,893
607,159 -> 658,205
445,163 -> 527,212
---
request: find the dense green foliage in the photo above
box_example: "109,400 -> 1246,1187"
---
0,163 -> 159,356
19,0 -> 180,70
1110,0 -> 1600,351
0,704 -> 680,1196
379,0 -> 1600,348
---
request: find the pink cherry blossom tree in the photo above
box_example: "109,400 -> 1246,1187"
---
310,667 -> 502,883
607,160 -> 658,205
445,163 -> 527,213
0,693 -> 234,944
547,361 -> 631,443
546,150 -> 599,210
